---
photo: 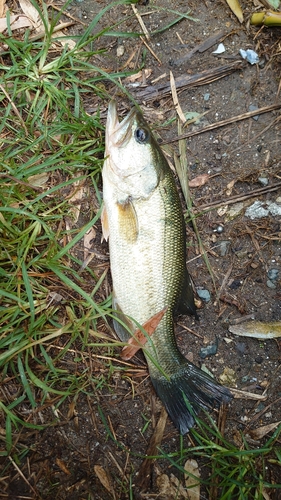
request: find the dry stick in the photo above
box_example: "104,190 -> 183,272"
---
194,181 -> 281,213
8,456 -> 38,497
229,115 -> 281,155
162,103 -> 281,144
49,3 -> 88,26
0,173 -> 43,191
140,35 -> 162,64
214,263 -> 233,307
28,21 -> 75,41
135,60 -> 244,101
131,4 -> 150,40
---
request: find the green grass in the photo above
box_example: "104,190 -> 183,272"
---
0,1 -> 280,498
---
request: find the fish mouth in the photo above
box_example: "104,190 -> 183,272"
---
105,101 -> 136,154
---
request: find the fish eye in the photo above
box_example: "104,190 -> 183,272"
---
135,127 -> 149,144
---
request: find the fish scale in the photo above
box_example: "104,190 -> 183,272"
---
102,101 -> 232,434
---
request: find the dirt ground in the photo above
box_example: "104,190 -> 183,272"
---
1,0 -> 281,498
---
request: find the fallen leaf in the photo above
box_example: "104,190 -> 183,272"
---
184,459 -> 200,500
170,70 -> 186,124
83,226 -> 96,260
54,30 -> 76,49
67,180 -> 86,224
225,0 -> 244,23
156,469 -> 189,499
219,367 -> 237,386
249,421 -> 281,440
189,174 -> 209,188
19,0 -> 42,31
121,307 -> 168,360
27,172 -> 48,187
125,69 -> 152,83
0,0 -> 7,18
94,465 -> 113,494
0,15 -> 32,33
226,179 -> 236,196
229,321 -> 281,339
56,458 -> 71,475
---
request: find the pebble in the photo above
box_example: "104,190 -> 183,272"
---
249,104 -> 260,121
258,177 -> 268,186
197,289 -> 211,302
199,339 -> 218,359
267,279 -> 276,289
219,240 -> 231,256
267,269 -> 279,281
255,355 -> 263,364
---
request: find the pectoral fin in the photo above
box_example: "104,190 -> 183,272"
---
117,198 -> 138,243
121,307 -> 168,361
101,205 -> 109,242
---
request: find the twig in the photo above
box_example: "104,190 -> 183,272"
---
140,35 -> 161,64
49,3 -> 87,26
162,103 -> 281,144
230,388 -> 267,400
8,456 -> 38,497
134,61 -> 244,101
131,4 -> 150,40
0,173 -> 43,191
28,21 -> 75,41
194,181 -> 281,213
214,263 -> 233,307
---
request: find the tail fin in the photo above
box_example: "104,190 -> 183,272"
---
151,363 -> 232,435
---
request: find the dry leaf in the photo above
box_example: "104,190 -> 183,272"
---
0,0 -> 7,18
56,458 -> 71,475
229,321 -> 281,339
19,0 -> 42,31
226,179 -> 236,196
67,181 -> 86,224
184,459 -> 200,500
27,172 -> 48,187
83,226 -> 96,260
249,421 -> 281,440
125,69 -> 152,83
225,0 -> 244,23
170,70 -> 186,124
94,465 -> 112,494
261,487 -> 271,500
189,174 -> 209,188
121,307 -> 167,360
53,30 -> 76,49
0,15 -> 32,33
156,470 -> 189,499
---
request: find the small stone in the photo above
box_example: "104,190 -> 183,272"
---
197,289 -> 211,302
258,177 -> 268,186
267,279 -> 276,289
267,269 -> 279,281
199,339 -> 218,359
255,355 -> 263,364
249,104 -> 260,121
117,45 -> 125,57
219,240 -> 231,257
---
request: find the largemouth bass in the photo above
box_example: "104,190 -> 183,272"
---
102,101 -> 232,434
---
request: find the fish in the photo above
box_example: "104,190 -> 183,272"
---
102,101 -> 232,434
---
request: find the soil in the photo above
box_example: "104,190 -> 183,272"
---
1,0 -> 281,499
